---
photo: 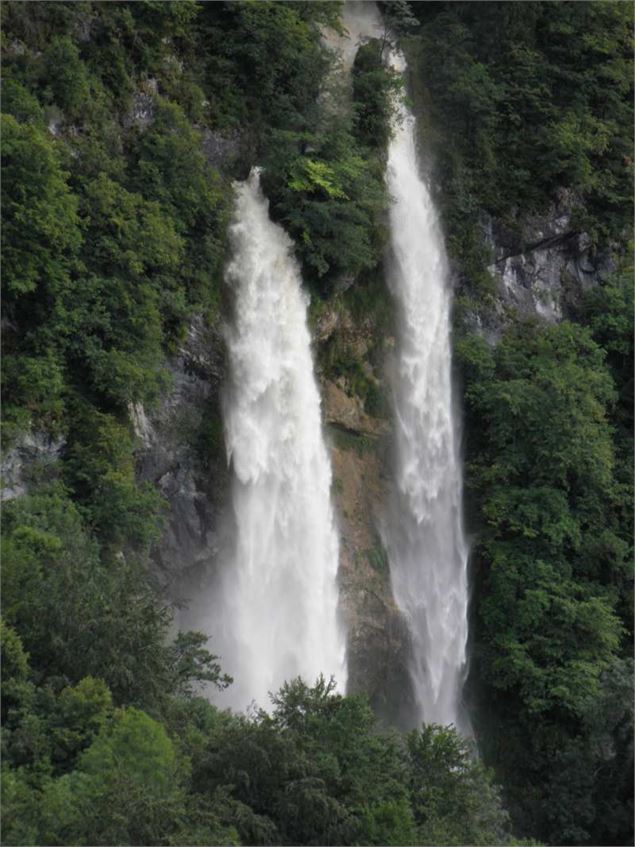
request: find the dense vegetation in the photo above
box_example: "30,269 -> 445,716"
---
406,1 -> 633,298
457,282 -> 633,845
0,2 -> 502,845
404,3 -> 633,844
1,1 -> 632,845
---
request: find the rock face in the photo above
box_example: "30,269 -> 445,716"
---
465,194 -> 615,342
134,316 -> 229,596
123,78 -> 158,130
324,381 -> 381,436
323,380 -> 416,726
200,128 -> 245,174
313,296 -> 414,724
0,431 -> 65,502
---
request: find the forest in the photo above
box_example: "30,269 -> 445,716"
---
1,2 -> 633,846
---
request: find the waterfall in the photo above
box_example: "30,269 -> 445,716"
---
384,52 -> 470,731
211,169 -> 346,711
328,0 -> 469,730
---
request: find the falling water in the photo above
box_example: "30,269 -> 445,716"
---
212,169 -> 346,711
384,52 -> 470,731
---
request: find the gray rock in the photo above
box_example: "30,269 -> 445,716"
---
1,431 -> 64,502
123,79 -> 158,130
200,128 -> 244,172
134,316 -> 228,594
474,194 -> 614,336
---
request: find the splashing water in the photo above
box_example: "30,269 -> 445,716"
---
211,169 -> 346,711
384,53 -> 470,731
328,0 -> 469,730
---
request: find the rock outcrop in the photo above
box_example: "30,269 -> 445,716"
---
0,431 -> 65,502
133,316 -> 229,596
464,193 -> 615,342
323,378 -> 415,726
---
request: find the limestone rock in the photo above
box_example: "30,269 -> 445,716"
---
329,421 -> 414,727
469,196 -> 616,341
123,79 -> 158,130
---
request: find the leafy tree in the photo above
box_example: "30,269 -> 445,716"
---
352,41 -> 399,151
128,99 -> 228,321
1,115 -> 80,301
263,125 -> 386,288
190,677 -> 510,846
42,36 -> 91,119
407,724 -> 509,846
49,678 -> 114,773
458,319 -> 632,844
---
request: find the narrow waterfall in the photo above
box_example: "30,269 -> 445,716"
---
384,54 -> 470,731
213,169 -> 346,711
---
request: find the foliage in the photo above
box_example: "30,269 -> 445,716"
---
406,1 -> 633,277
1,114 -> 80,301
1,486 -> 226,712
2,2 -> 632,846
457,319 -> 633,845
262,123 -> 387,290
189,677 -> 510,846
406,724 -> 509,846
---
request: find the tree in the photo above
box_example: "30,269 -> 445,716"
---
458,319 -> 631,843
1,115 -> 80,301
407,724 -> 510,846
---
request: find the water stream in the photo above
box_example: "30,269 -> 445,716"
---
383,52 -> 470,731
211,169 -> 346,711
336,1 -> 470,730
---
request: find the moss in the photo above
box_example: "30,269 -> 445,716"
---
328,425 -> 375,457
366,543 -> 389,576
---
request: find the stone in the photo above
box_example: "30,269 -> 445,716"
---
122,79 -> 158,130
200,128 -> 244,172
323,380 -> 379,435
135,316 -> 228,594
1,431 -> 64,502
475,193 -> 613,336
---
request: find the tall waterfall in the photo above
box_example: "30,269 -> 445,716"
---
212,169 -> 346,711
384,52 -> 470,731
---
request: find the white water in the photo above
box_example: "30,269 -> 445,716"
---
326,0 -> 469,730
211,169 -> 346,711
384,53 -> 470,731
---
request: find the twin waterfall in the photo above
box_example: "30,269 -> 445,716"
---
210,7 -> 468,729
214,171 -> 345,711
384,53 -> 469,731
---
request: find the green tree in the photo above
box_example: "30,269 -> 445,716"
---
42,36 -> 91,119
458,319 -> 632,844
407,725 -> 510,846
1,115 -> 80,301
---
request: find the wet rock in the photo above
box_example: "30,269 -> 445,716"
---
323,380 -> 385,437
328,416 -> 414,727
314,303 -> 341,343
475,194 -> 615,334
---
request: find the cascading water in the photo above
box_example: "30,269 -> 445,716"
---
329,0 -> 469,730
384,52 -> 470,731
211,169 -> 346,711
